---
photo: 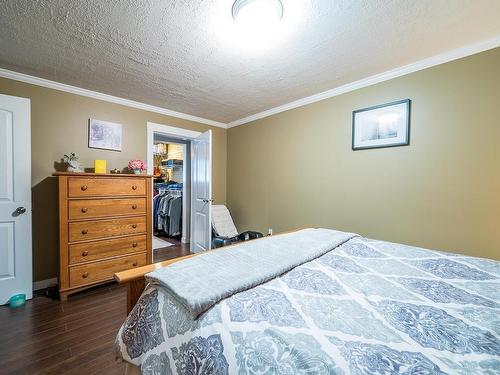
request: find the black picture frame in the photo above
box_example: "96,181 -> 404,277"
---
352,99 -> 411,151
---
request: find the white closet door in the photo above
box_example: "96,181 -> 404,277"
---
0,94 -> 32,305
190,130 -> 212,253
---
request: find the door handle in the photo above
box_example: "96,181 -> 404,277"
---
202,199 -> 214,203
13,207 -> 27,216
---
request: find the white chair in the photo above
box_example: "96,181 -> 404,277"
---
211,205 -> 263,248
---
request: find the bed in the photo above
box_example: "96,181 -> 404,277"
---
114,228 -> 499,374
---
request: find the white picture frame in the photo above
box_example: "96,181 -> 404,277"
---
88,118 -> 122,151
352,99 -> 411,150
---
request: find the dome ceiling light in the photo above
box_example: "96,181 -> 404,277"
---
232,0 -> 284,25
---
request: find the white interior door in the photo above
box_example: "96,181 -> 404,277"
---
190,130 -> 212,253
0,94 -> 32,305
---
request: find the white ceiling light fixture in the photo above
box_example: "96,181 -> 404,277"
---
228,0 -> 286,52
232,0 -> 284,25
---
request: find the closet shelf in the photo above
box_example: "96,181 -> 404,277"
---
161,165 -> 183,169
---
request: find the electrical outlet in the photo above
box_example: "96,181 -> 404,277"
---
268,228 -> 273,236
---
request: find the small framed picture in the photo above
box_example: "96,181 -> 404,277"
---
352,99 -> 411,150
88,119 -> 122,151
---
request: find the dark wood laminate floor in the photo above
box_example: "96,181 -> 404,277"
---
0,243 -> 191,375
153,236 -> 191,261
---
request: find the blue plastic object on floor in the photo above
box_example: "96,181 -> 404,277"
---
8,293 -> 26,308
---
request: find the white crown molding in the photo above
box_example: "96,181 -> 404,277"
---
0,68 -> 227,129
2,34 -> 499,130
227,35 -> 500,128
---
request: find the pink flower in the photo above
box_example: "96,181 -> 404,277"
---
128,159 -> 146,171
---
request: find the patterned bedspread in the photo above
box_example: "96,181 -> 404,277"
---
115,235 -> 500,374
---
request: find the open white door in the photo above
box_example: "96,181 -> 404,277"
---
190,130 -> 212,253
0,94 -> 32,305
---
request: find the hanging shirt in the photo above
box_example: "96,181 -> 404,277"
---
168,196 -> 183,236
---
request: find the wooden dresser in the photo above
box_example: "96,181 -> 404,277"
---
54,172 -> 153,300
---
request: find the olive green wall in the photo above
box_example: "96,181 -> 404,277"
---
0,77 -> 227,281
227,48 -> 500,260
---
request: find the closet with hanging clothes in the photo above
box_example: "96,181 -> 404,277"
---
153,184 -> 183,237
152,137 -> 190,251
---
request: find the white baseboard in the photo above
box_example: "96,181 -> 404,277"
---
33,277 -> 58,291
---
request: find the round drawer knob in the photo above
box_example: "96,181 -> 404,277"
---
132,242 -> 138,248
133,261 -> 138,267
81,207 -> 88,213
82,272 -> 89,278
132,185 -> 138,190
132,224 -> 137,229
81,229 -> 88,235
81,185 -> 88,191
131,204 -> 137,209
82,251 -> 89,256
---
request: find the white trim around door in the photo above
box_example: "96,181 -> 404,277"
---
147,122 -> 204,246
147,122 -> 202,176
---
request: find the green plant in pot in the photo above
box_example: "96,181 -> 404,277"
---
63,153 -> 83,172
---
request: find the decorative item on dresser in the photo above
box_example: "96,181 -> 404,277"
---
93,159 -> 107,174
54,172 -> 153,300
63,152 -> 83,172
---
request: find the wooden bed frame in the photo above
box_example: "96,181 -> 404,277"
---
114,253 -> 196,313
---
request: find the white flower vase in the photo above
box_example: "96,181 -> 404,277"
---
67,161 -> 83,173
133,169 -> 142,175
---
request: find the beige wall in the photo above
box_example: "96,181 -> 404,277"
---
0,77 -> 227,281
1,47 -> 499,283
227,48 -> 500,260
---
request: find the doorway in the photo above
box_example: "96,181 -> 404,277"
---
152,135 -> 190,250
147,122 -> 213,258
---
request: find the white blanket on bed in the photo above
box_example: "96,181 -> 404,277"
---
146,228 -> 357,317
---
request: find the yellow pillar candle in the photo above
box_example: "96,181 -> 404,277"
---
94,160 -> 107,174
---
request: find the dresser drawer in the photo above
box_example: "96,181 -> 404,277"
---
69,216 -> 147,242
69,234 -> 147,264
68,177 -> 146,197
68,198 -> 146,220
69,253 -> 147,288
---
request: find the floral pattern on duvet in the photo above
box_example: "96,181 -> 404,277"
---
328,338 -> 447,375
116,237 -> 500,374
171,334 -> 228,375
120,289 -> 164,359
231,329 -> 342,375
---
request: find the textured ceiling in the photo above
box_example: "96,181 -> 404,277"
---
1,0 -> 500,124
